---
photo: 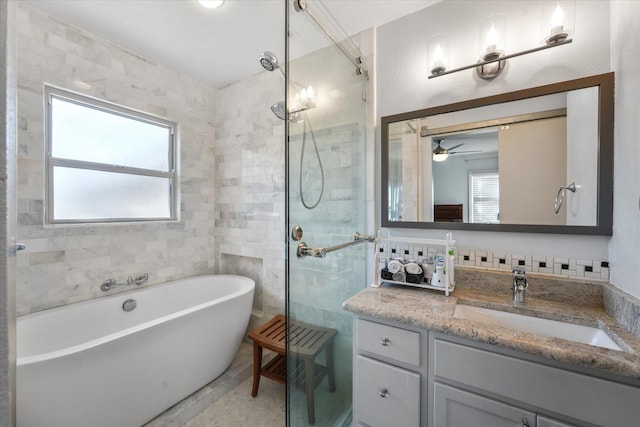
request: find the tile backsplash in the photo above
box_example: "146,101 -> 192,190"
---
456,249 -> 610,281
381,241 -> 609,282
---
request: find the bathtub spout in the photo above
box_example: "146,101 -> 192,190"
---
100,273 -> 149,291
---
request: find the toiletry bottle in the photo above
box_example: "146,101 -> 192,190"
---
372,244 -> 382,288
431,255 -> 445,287
379,247 -> 388,271
448,247 -> 455,285
422,255 -> 434,284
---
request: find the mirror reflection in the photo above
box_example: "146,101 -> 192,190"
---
382,73 -> 613,235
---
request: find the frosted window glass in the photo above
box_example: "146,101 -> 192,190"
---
53,167 -> 171,220
51,97 -> 171,171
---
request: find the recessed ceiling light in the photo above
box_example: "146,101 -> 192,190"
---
196,0 -> 224,9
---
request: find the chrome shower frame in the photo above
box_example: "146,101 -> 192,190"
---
293,0 -> 368,77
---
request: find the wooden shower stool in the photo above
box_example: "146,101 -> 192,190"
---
248,314 -> 337,425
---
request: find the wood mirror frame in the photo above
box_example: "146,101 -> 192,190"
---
381,72 -> 614,235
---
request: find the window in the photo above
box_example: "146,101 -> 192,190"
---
469,172 -> 500,224
45,86 -> 177,223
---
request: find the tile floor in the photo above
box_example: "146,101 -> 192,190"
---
184,376 -> 286,427
146,342 -> 286,426
147,341 -> 350,426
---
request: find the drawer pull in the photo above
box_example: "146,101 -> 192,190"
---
379,388 -> 389,398
380,338 -> 391,346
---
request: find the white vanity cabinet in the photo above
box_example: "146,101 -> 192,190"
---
353,318 -> 422,427
352,314 -> 640,427
430,333 -> 640,427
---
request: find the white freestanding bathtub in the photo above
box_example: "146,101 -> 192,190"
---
17,274 -> 255,427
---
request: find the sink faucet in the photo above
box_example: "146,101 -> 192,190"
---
512,267 -> 528,306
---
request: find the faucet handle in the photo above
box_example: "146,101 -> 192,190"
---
512,267 -> 528,290
512,267 -> 526,276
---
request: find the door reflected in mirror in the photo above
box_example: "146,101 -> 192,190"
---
381,73 -> 613,235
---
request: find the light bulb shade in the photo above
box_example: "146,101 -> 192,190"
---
427,33 -> 450,76
196,0 -> 224,9
541,0 -> 575,45
479,14 -> 507,61
432,143 -> 449,162
433,152 -> 449,162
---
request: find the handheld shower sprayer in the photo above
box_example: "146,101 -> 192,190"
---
260,50 -> 324,209
271,101 -> 288,121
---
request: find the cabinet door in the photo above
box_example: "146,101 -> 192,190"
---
537,415 -> 578,427
355,355 -> 420,427
433,382 -> 535,427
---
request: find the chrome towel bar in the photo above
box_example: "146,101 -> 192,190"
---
296,232 -> 376,259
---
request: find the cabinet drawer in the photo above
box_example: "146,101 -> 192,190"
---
433,382 -> 535,427
357,319 -> 420,366
356,355 -> 420,427
433,337 -> 640,426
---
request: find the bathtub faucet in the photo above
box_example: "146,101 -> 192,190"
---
100,273 -> 149,291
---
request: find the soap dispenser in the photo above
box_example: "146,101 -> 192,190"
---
431,255 -> 445,287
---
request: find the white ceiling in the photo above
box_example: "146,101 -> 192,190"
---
25,0 -> 438,88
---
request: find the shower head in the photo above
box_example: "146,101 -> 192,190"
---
271,101 -> 287,121
259,51 -> 279,72
260,51 -> 286,78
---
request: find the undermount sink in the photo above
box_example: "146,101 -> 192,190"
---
453,304 -> 622,351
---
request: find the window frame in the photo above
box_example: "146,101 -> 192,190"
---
45,85 -> 178,224
468,170 -> 500,224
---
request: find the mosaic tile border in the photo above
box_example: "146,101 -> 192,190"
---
455,250 -> 609,281
379,242 -> 609,282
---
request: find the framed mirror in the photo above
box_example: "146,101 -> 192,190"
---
381,72 -> 613,235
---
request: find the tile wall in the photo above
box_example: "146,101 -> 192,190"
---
15,4 -> 217,315
213,71 -> 286,330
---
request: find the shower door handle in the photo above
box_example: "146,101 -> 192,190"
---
297,242 -> 327,259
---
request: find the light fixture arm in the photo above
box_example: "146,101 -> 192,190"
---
428,38 -> 573,79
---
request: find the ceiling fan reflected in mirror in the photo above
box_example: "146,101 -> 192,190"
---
432,138 -> 482,161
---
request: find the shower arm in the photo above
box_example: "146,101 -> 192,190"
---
296,233 -> 376,259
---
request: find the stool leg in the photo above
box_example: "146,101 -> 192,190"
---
305,357 -> 315,425
251,341 -> 262,397
326,340 -> 336,392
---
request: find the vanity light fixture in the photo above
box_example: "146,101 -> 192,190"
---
428,1 -> 574,80
195,0 -> 225,9
545,2 -> 569,44
427,33 -> 449,76
284,85 -> 317,122
299,85 -> 315,109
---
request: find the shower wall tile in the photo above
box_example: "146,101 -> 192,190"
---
214,71 -> 286,326
15,4 -> 217,315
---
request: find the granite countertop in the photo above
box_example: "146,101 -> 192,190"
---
343,283 -> 640,381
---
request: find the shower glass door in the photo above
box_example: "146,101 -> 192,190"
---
286,2 -> 369,425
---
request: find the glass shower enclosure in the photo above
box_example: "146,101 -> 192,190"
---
286,1 -> 369,425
